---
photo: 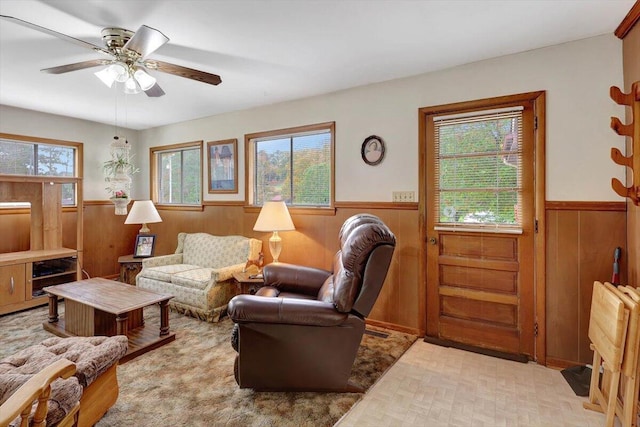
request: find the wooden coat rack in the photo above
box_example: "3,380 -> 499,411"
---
610,81 -> 640,205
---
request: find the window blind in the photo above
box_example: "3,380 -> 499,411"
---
433,107 -> 523,232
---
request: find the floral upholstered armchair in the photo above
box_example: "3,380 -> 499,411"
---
137,232 -> 262,322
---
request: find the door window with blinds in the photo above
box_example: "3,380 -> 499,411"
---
433,107 -> 523,232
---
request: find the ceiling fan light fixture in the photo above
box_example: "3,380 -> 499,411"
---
133,68 -> 156,91
109,62 -> 129,83
124,76 -> 141,94
94,67 -> 115,88
1,16 -> 222,98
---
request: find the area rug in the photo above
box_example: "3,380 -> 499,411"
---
0,304 -> 416,426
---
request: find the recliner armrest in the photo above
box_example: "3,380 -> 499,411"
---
228,295 -> 347,326
263,263 -> 332,296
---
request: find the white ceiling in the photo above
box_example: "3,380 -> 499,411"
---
0,0 -> 634,130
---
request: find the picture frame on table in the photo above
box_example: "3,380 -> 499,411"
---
134,234 -> 156,258
207,139 -> 238,193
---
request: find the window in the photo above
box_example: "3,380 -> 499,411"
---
151,141 -> 202,206
246,122 -> 334,207
433,107 -> 524,230
0,133 -> 81,207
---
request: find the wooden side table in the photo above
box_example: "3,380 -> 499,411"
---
118,255 -> 143,286
232,271 -> 264,295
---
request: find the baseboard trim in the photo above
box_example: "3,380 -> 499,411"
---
546,357 -> 583,370
423,336 -> 529,363
366,318 -> 421,336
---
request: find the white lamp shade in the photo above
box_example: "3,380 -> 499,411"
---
94,68 -> 115,88
125,200 -> 162,226
110,62 -> 129,83
253,201 -> 295,232
124,77 -> 141,94
134,68 -> 156,91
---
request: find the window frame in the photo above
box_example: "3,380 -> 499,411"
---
0,133 -> 83,210
150,140 -> 203,209
244,122 -> 336,213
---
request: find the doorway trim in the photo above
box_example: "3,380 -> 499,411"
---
418,91 -> 547,364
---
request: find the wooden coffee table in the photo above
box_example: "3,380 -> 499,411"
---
43,277 -> 176,363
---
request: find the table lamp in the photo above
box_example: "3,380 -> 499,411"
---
253,201 -> 295,263
125,200 -> 162,233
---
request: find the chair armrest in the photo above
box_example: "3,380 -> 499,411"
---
263,263 -> 332,296
211,263 -> 246,283
0,359 -> 77,427
142,253 -> 183,268
228,295 -> 347,326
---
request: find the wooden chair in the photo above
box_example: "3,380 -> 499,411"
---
616,285 -> 640,427
583,281 -> 630,427
0,359 -> 80,427
603,283 -> 640,427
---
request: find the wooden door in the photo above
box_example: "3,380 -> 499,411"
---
426,231 -> 534,356
422,92 -> 543,359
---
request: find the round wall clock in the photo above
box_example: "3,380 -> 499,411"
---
361,135 -> 385,166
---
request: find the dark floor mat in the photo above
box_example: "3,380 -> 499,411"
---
561,365 -> 592,396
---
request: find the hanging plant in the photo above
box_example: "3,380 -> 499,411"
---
103,152 -> 140,177
104,136 -> 138,215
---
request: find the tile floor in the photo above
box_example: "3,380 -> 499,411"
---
336,340 -> 623,427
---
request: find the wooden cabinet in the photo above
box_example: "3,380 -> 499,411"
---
0,174 -> 83,315
118,255 -> 142,286
0,264 -> 26,307
0,249 -> 79,314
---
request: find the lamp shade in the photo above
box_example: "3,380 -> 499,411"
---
253,201 -> 295,232
94,68 -> 116,88
134,68 -> 156,91
125,200 -> 162,233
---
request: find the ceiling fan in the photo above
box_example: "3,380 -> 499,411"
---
0,15 -> 222,97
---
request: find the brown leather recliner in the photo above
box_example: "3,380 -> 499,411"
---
228,213 -> 396,391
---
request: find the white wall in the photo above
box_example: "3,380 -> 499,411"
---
0,34 -> 626,202
139,33 -> 627,202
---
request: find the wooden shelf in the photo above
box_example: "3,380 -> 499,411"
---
33,270 -> 77,281
0,174 -> 81,184
0,248 -> 77,267
0,172 -> 83,315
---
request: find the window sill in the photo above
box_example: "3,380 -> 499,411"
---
155,204 -> 204,212
243,206 -> 336,216
434,225 -> 523,234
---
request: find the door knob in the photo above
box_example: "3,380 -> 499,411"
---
429,237 -> 437,245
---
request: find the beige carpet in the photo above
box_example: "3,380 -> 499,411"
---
0,303 -> 416,427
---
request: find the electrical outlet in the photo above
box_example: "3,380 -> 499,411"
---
392,191 -> 415,202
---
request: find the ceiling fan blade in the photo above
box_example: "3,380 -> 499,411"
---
0,15 -> 112,56
147,60 -> 222,86
144,83 -> 165,97
41,59 -> 108,74
123,25 -> 169,58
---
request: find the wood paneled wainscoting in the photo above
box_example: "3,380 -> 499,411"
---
545,201 -> 627,368
79,201 -> 423,334
2,199 -> 630,364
